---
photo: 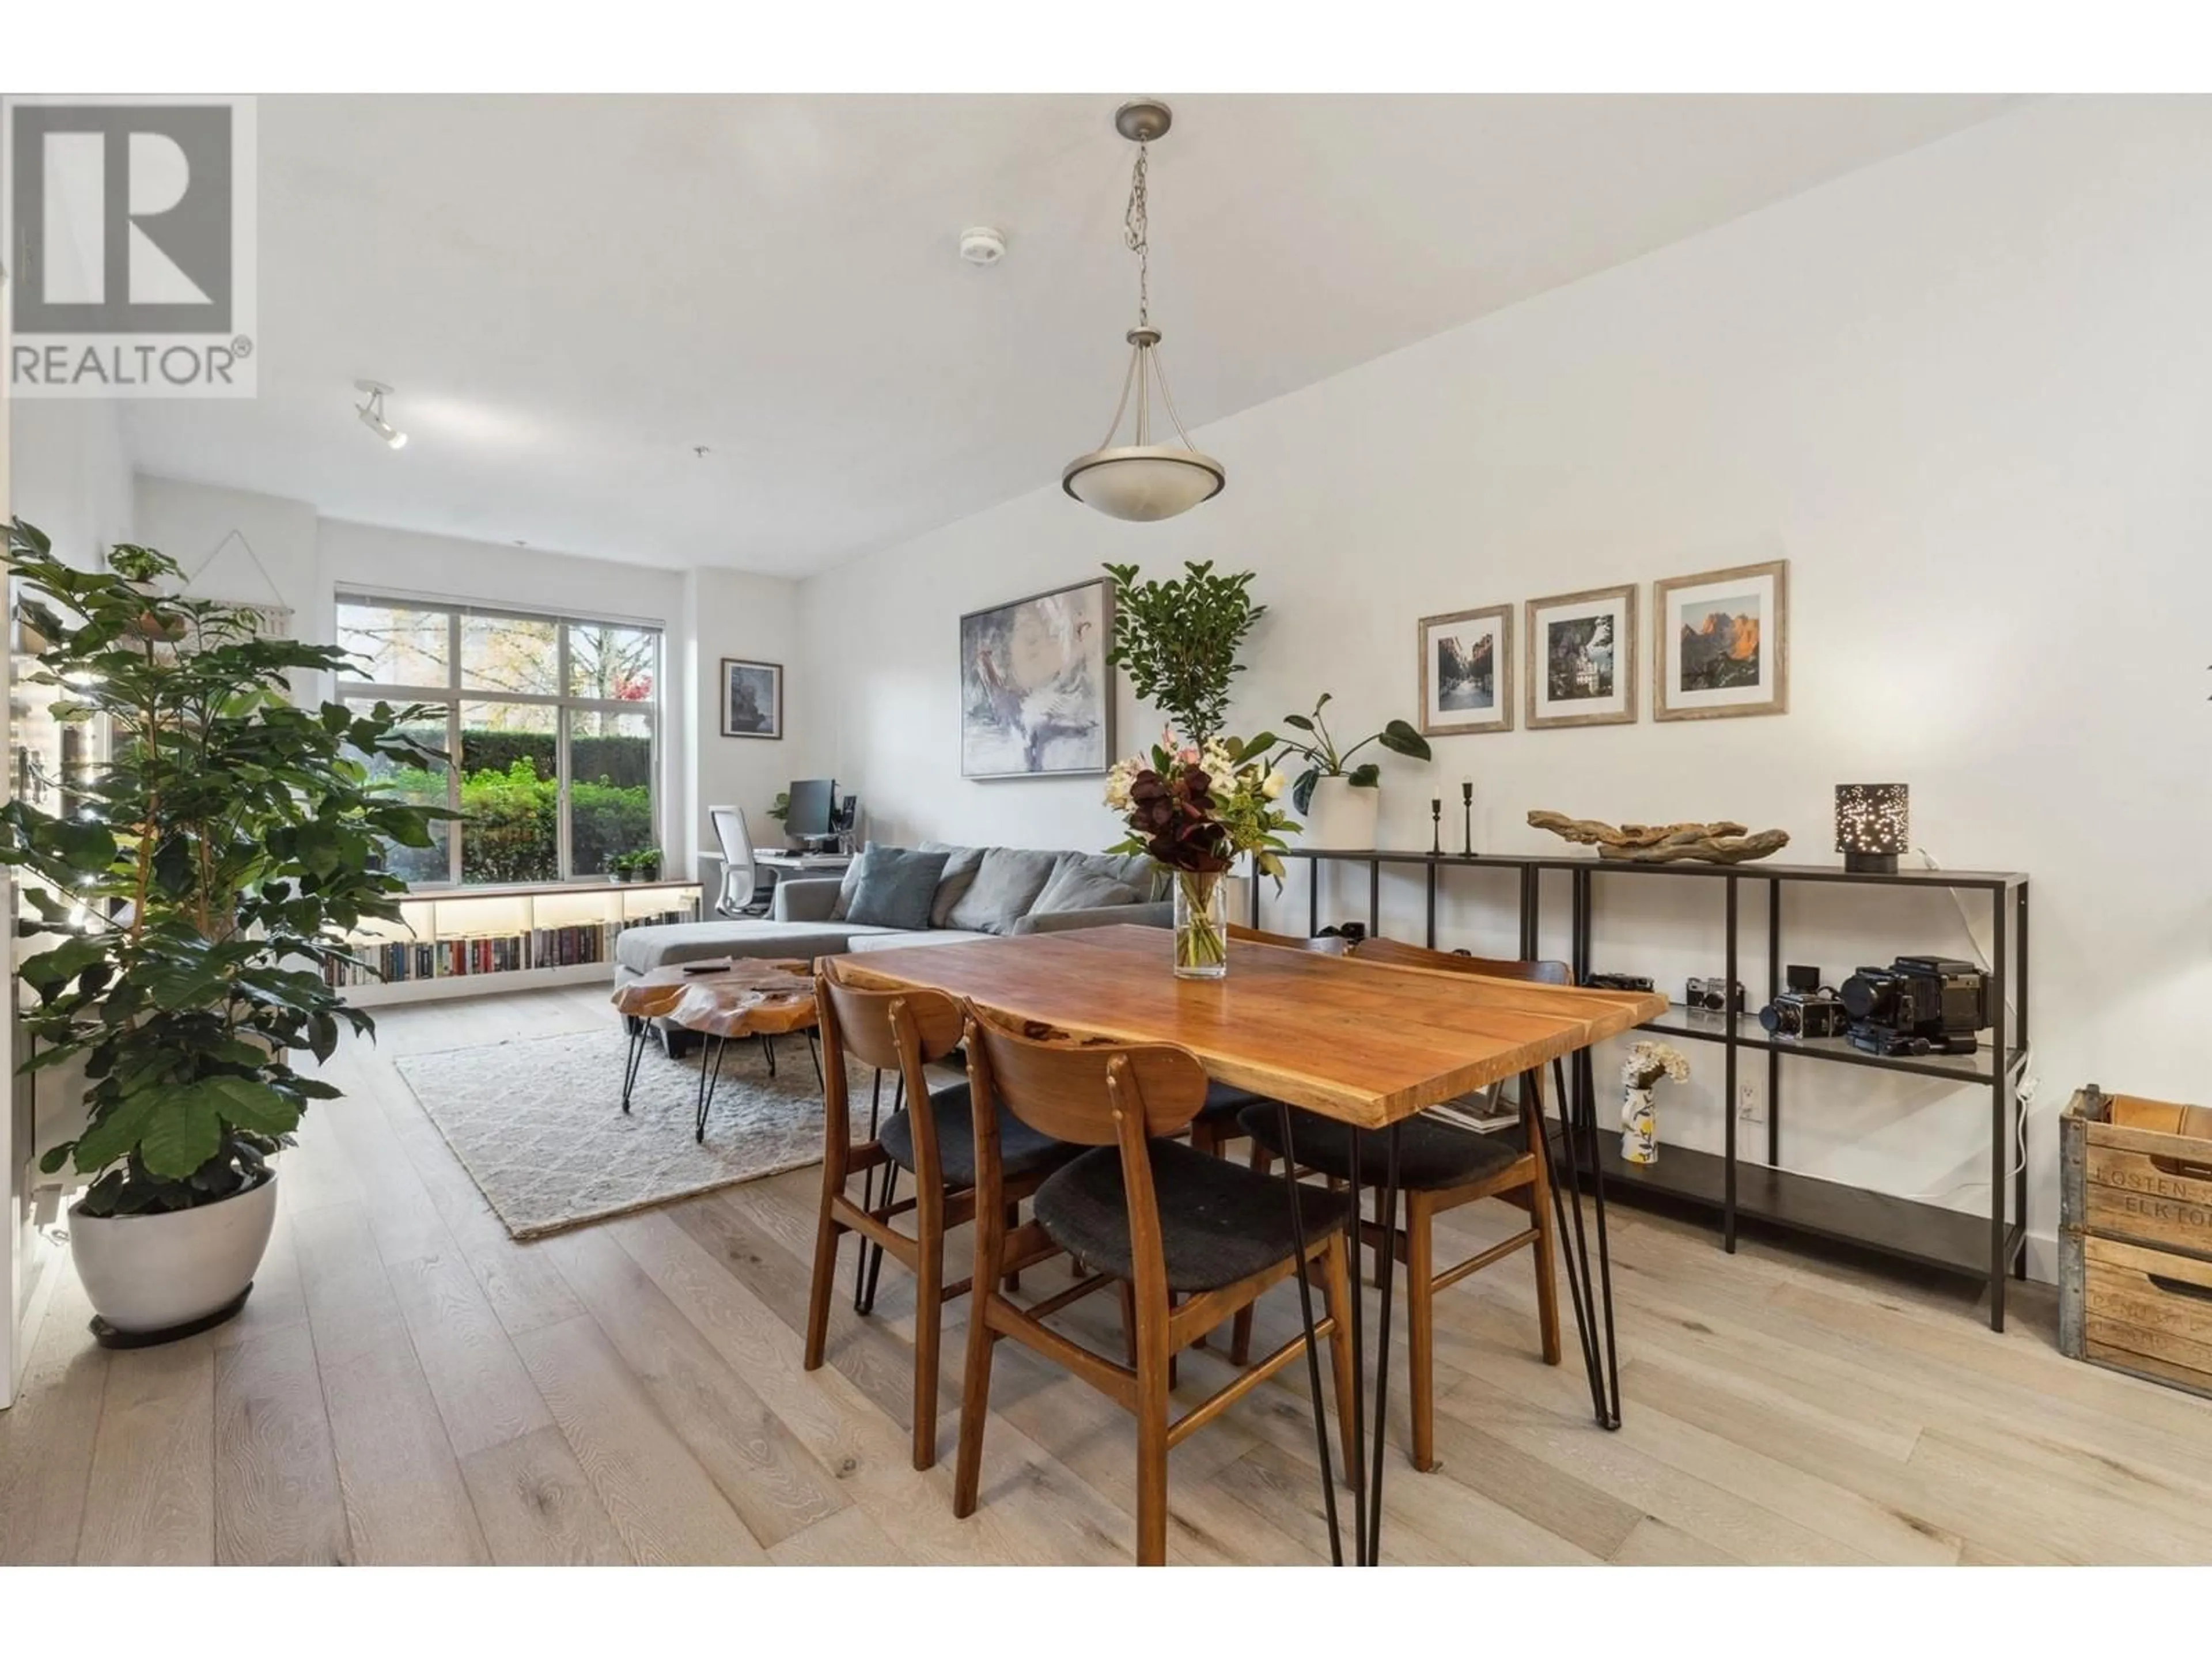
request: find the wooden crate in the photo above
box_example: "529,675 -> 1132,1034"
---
2059,1084 -> 2212,1399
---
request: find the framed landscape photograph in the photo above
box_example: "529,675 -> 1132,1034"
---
1417,604 -> 1513,736
1525,584 -> 1637,729
719,657 -> 783,739
1653,558 -> 1788,721
959,577 -> 1113,780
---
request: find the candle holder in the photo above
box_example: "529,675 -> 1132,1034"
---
1460,781 -> 1475,858
1430,798 -> 1442,855
1835,783 -> 1908,874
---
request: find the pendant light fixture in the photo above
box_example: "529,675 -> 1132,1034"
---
1062,99 -> 1225,522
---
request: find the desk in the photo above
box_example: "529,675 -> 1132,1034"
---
757,850 -> 854,875
836,924 -> 1663,1563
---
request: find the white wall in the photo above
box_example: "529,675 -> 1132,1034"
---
11,400 -> 134,570
801,96 -> 2212,1271
684,565 -> 816,875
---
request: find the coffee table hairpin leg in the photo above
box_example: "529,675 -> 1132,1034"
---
692,1034 -> 730,1143
619,1019 -> 652,1115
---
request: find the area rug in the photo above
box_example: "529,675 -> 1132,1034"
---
393,1029 -> 827,1240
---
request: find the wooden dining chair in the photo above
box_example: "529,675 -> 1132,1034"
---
803,960 -> 1079,1469
951,1005 -> 1361,1566
1232,937 -> 1567,1474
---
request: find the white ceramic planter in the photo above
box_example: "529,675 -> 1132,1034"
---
70,1172 -> 278,1335
1302,777 -> 1381,851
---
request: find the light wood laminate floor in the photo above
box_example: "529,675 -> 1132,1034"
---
6,986 -> 2211,1566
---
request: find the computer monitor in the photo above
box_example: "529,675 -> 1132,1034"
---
785,778 -> 836,839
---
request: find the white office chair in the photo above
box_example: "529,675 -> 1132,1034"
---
709,805 -> 766,917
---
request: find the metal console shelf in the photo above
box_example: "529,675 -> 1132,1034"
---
1260,849 -> 2031,1330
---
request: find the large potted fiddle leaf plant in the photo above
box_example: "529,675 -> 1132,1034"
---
0,520 -> 451,1340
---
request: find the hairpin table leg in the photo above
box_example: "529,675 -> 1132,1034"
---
1273,1101 -> 1344,1567
619,1021 -> 649,1115
692,1035 -> 729,1143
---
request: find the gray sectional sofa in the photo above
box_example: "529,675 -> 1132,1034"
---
613,842 -> 1169,987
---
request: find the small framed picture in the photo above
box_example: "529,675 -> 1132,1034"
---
719,658 -> 783,739
1525,584 -> 1637,730
1653,559 -> 1788,721
1416,605 -> 1513,737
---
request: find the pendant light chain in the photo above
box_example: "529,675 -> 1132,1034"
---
1061,99 -> 1224,521
1124,141 -> 1150,328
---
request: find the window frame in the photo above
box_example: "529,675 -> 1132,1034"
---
334,588 -> 664,888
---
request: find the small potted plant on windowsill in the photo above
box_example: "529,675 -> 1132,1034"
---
634,847 -> 662,882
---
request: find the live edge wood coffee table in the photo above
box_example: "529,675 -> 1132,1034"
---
611,959 -> 820,1141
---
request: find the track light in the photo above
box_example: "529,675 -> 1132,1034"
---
354,380 -> 408,450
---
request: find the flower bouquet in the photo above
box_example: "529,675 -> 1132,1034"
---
1106,732 -> 1298,979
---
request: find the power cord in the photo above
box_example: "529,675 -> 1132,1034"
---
1897,844 -> 2032,1199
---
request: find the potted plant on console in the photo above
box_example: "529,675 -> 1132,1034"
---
1267,692 -> 1433,851
0,520 -> 451,1344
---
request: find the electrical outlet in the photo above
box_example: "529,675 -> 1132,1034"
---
1738,1082 -> 1764,1123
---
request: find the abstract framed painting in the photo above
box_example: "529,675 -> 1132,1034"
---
1417,604 -> 1513,737
1525,584 -> 1637,730
719,658 -> 783,739
1652,559 -> 1789,721
958,577 -> 1113,779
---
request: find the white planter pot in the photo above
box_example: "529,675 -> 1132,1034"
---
70,1172 -> 278,1335
1302,777 -> 1381,851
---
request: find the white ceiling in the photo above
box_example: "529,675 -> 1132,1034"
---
123,94 -> 2021,577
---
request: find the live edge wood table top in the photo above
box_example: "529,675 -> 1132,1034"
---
834,925 -> 1665,1130
609,959 -> 819,1039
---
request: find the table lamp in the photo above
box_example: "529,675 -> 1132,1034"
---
1834,783 -> 1908,874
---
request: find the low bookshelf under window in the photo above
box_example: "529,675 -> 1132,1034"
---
329,880 -> 701,1006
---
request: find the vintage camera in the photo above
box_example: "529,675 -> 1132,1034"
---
1584,971 -> 1654,993
1759,988 -> 1849,1040
1684,976 -> 1746,1014
1840,955 -> 1987,1056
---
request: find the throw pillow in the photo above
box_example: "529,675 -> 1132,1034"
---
1031,851 -> 1152,916
844,847 -> 953,931
944,846 -> 1060,935
827,845 -> 874,922
921,841 -> 987,929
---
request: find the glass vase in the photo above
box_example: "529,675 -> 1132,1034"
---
1172,870 -> 1229,980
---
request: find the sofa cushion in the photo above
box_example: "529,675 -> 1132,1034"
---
845,928 -> 995,953
614,918 -> 892,977
1031,851 -> 1154,916
844,846 -> 950,930
944,847 -> 1059,935
826,848 -> 873,922
921,842 -> 987,929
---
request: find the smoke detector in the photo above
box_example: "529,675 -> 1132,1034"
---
959,226 -> 1007,267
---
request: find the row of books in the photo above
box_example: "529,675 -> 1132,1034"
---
320,905 -> 696,988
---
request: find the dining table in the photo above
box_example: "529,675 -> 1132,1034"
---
835,922 -> 1666,1566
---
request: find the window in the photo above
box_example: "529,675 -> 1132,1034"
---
336,594 -> 660,887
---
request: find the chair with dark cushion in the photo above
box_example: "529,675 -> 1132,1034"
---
950,1005 -> 1360,1566
1230,937 -> 1569,1474
803,959 -> 1078,1471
